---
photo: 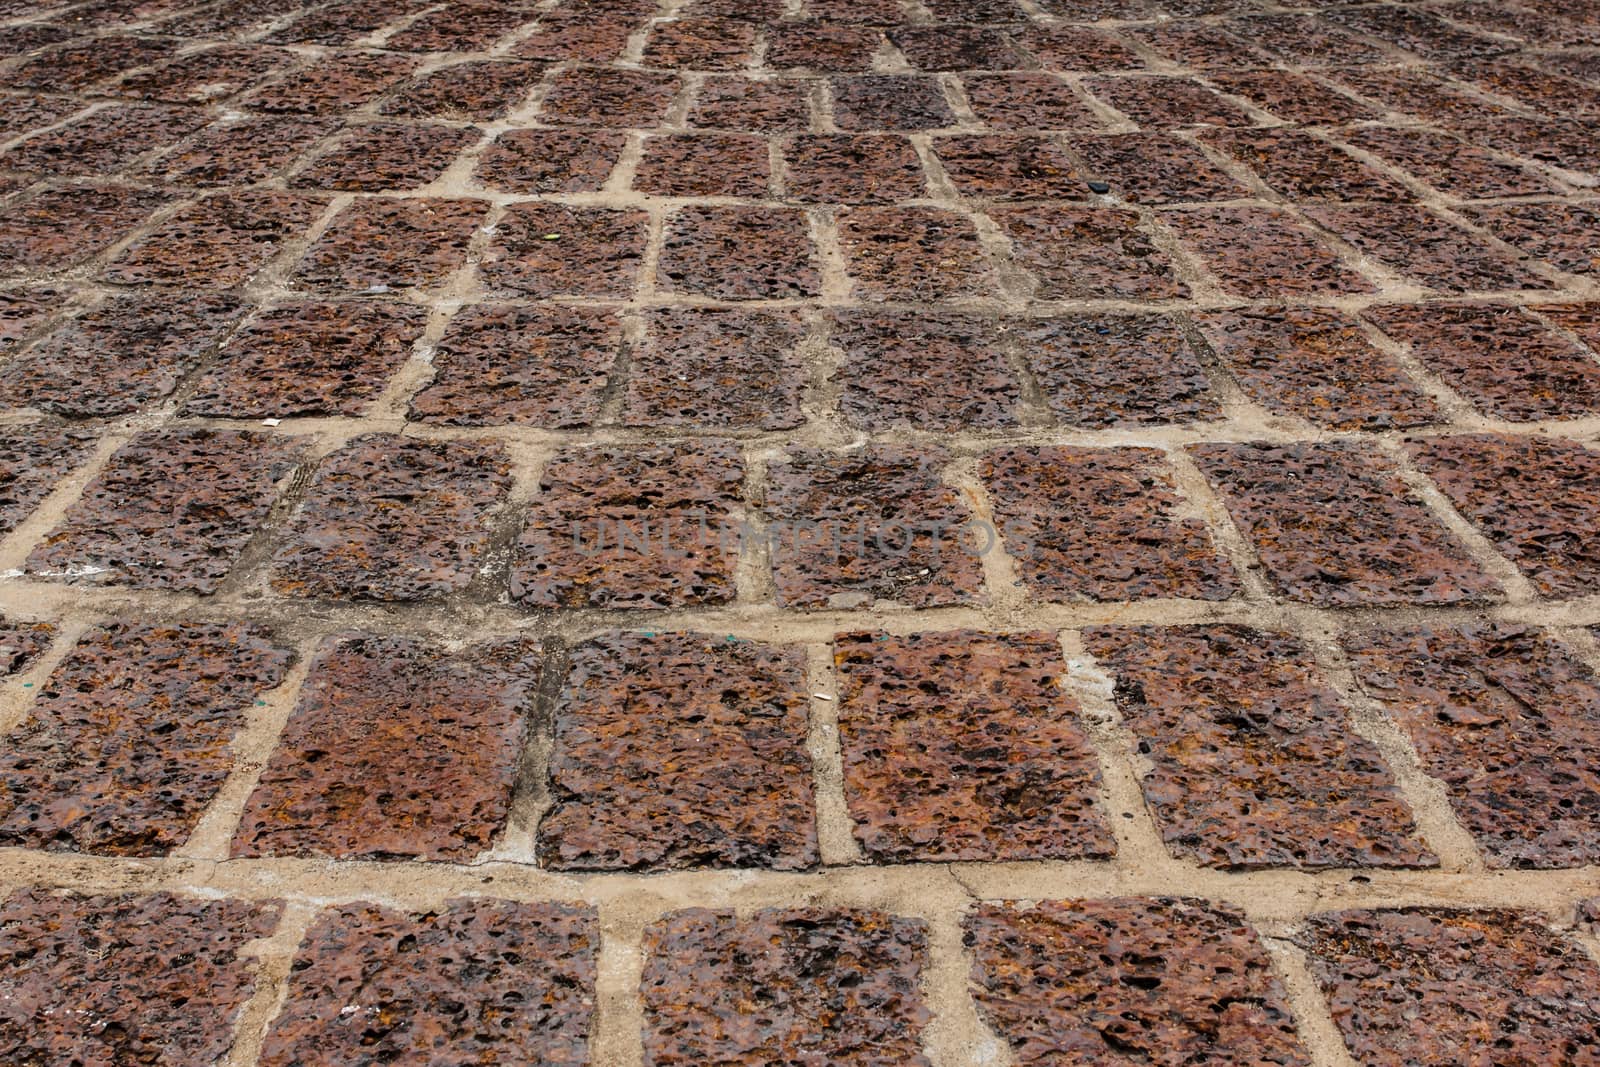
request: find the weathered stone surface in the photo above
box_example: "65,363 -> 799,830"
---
1206,69 -> 1377,125
136,114 -> 337,186
0,184 -> 169,271
961,72 -> 1101,130
1068,132 -> 1247,204
291,121 -> 479,191
293,197 -> 486,292
1019,314 -> 1220,428
782,133 -> 925,204
0,422 -> 98,535
1341,125 -> 1552,200
1305,203 -> 1551,292
932,134 -> 1084,200
993,206 -> 1188,300
540,66 -> 679,126
242,50 -> 418,113
1201,127 -> 1410,201
381,59 -> 546,121
622,307 -> 807,429
1464,201 -> 1600,276
687,75 -> 810,131
643,16 -> 755,70
1,103 -> 209,175
837,206 -> 991,301
1162,207 -> 1374,298
0,616 -> 52,676
635,132 -> 770,197
658,205 -> 821,299
102,191 -> 323,287
1085,74 -> 1256,127
828,309 -> 1019,431
831,74 -> 955,129
481,202 -> 648,298
475,128 -> 626,193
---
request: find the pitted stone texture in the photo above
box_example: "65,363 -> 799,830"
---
1,103 -> 210,176
1021,24 -> 1146,71
271,434 -> 511,602
29,428 -> 302,594
1364,303 -> 1600,422
1193,440 -> 1500,607
1068,133 -> 1247,205
0,293 -> 241,417
0,184 -> 168,272
242,50 -> 419,114
293,197 -> 486,292
688,75 -> 811,131
837,207 -> 991,301
260,899 -> 598,1067
0,890 -> 280,1067
0,96 -> 79,141
1201,127 -> 1409,202
541,632 -> 817,871
102,191 -> 322,288
1304,203 -> 1551,293
0,288 -> 61,352
1539,302 -> 1600,354
623,307 -> 807,430
1328,66 -> 1515,124
0,621 -> 291,855
111,43 -> 290,104
766,446 -> 984,610
642,908 -> 930,1066
1347,622 -> 1600,868
967,898 -> 1310,1066
1231,13 -> 1391,66
1129,21 -> 1268,72
1085,625 -> 1432,870
767,21 -> 883,71
515,11 -> 635,62
658,205 -> 821,300
890,25 -> 1024,71
1162,207 -> 1373,299
932,135 -> 1084,201
982,446 -> 1237,603
384,2 -> 532,52
413,304 -> 619,428
0,423 -> 97,536
540,66 -> 680,126
1328,6 -> 1515,60
292,121 -> 479,191
834,629 -> 1112,863
136,114 -> 338,187
268,0 -> 418,45
1298,908 -> 1600,1065
635,133 -> 770,197
993,206 -> 1188,300
513,442 -> 743,610
482,202 -> 648,298
1339,125 -> 1553,200
381,59 -> 546,121
234,633 -> 535,861
1085,75 -> 1256,128
8,36 -> 180,90
643,17 -> 755,70
0,616 -> 51,676
476,128 -> 626,193
1193,307 -> 1438,430
782,133 -> 926,204
1464,201 -> 1600,277
829,309 -> 1020,431
960,72 -> 1102,130
831,74 -> 955,130
1206,70 -> 1377,125
185,300 -> 426,418
1019,314 -> 1220,428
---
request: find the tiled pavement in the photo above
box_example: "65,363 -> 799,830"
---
2,0 -> 1600,1062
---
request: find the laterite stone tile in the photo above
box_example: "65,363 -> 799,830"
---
383,1 -> 532,52
1083,75 -> 1256,128
1452,115 -> 1600,178
1085,625 -> 1431,869
1326,65 -> 1515,124
101,190 -> 322,288
766,21 -> 883,71
234,633 -> 535,861
513,442 -> 742,609
135,113 -> 338,187
766,445 -> 983,609
1464,201 -> 1600,276
380,59 -> 546,121
659,205 -> 820,300
932,135 -> 1084,201
993,206 -> 1188,300
0,22 -> 72,57
1298,908 -> 1600,1065
887,25 -> 1024,71
271,434 -> 511,602
6,34 -> 179,90
781,133 -> 925,204
27,427 -> 302,593
642,17 -> 756,71
1409,433 -> 1600,599
1190,440 -> 1500,608
830,74 -> 955,130
293,196 -> 486,292
0,95 -> 81,140
1019,314 -> 1220,428
157,0 -> 304,38
1306,203 -> 1552,292
622,307 -> 807,430
541,632 -> 818,871
187,300 -> 427,419
828,309 -> 1020,431
836,205 -> 988,299
1339,124 -> 1554,200
1201,127 -> 1410,202
687,75 -> 811,131
0,293 -> 241,417
966,898 -> 1310,1066
111,43 -> 291,104
540,66 -> 680,127
240,50 -> 419,114
960,72 -> 1101,130
1,103 -> 209,175
1227,13 -> 1390,67
642,909 -> 929,1065
1363,303 -> 1600,422
1329,5 -> 1514,59
1019,24 -> 1146,71
1347,622 -> 1600,868
513,11 -> 634,62
260,899 -> 598,1067
292,121 -> 479,191
482,202 -> 648,298
1067,132 -> 1249,205
634,133 -> 770,197
0,620 -> 291,855
685,0 -> 784,18
0,422 -> 97,536
1539,301 -> 1600,352
1127,21 -> 1269,72
805,0 -> 904,21
0,286 -> 63,351
1436,0 -> 1600,48
265,0 -> 413,44
0,890 -> 280,1067
983,446 -> 1237,602
1205,69 -> 1379,126
412,304 -> 619,428
476,127 -> 626,193
1164,206 -> 1375,299
1193,307 -> 1439,430
834,630 -> 1113,863
0,616 -> 52,676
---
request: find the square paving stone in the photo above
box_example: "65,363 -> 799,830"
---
293,197 -> 487,293
960,72 -> 1101,130
0,615 -> 53,676
1193,307 -> 1438,430
6,34 -> 179,89
1200,127 -> 1410,202
658,205 -> 821,299
1189,440 -> 1500,607
1329,5 -> 1512,59
828,309 -> 1020,431
184,300 -> 427,418
1019,24 -> 1147,71
835,629 -> 1113,863
0,293 -> 242,417
642,908 -> 929,1065
1363,303 -> 1600,422
888,25 -> 1025,71
540,632 -> 817,871
837,206 -> 992,301
830,74 -> 955,129
28,428 -> 303,593
134,113 -> 338,187
1339,125 -> 1553,200
766,20 -> 883,71
0,890 -> 280,1067
512,442 -> 744,609
111,43 -> 291,103
0,184 -> 169,272
1449,115 -> 1600,179
513,11 -> 635,62
267,0 -> 415,44
259,899 -> 597,1067
383,1 -> 532,51
481,202 -> 649,298
540,66 -> 680,126
1205,69 -> 1378,125
1297,908 -> 1600,1066
1018,314 -> 1220,428
1230,13 -> 1391,66
1084,624 -> 1433,869
1328,66 -> 1514,124
688,75 -> 811,131
1067,132 -> 1247,204
0,620 -> 292,855
932,134 -> 1084,201
233,633 -> 536,861
1085,75 -> 1256,127
1464,201 -> 1600,277
982,446 -> 1237,602
1347,622 -> 1600,868
475,128 -> 626,193
766,446 -> 984,609
412,304 -> 619,427
1128,20 -> 1268,71
291,121 -> 480,191
1161,206 -> 1374,299
781,133 -> 926,204
0,96 -> 81,140
241,50 -> 419,114
622,307 -> 808,429
993,206 -> 1188,300
101,190 -> 323,287
1,102 -> 210,175
642,16 -> 756,70
1304,203 -> 1551,292
0,422 -> 97,535
966,898 -> 1310,1066
634,132 -> 770,197
0,287 -> 62,353
380,59 -> 547,121
271,433 -> 511,602
1538,302 -> 1600,352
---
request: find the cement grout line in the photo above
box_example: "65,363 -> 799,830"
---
804,641 -> 862,866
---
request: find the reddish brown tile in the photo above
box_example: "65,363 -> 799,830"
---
642,17 -> 755,71
0,422 -> 97,535
1306,203 -> 1552,292
781,133 -> 925,204
380,58 -> 546,120
995,205 -> 1188,300
293,196 -> 486,292
111,43 -> 290,103
475,127 -> 626,193
622,307 -> 808,429
1069,132 -> 1247,204
481,202 -> 648,298
961,72 -> 1099,130
0,184 -> 168,272
1337,124 -> 1552,199
1020,314 -> 1220,428
291,121 -> 478,191
540,65 -> 680,126
828,309 -> 1019,431
932,134 -> 1084,201
634,132 -> 770,197
1163,206 -> 1375,298
1206,69 -> 1378,125
383,1 -> 531,52
1202,127 -> 1410,201
1085,75 -> 1256,127
888,25 -> 1024,71
766,20 -> 882,71
134,113 -> 337,186
831,73 -> 955,129
687,75 -> 811,131
240,50 -> 419,114
659,205 -> 820,299
1020,24 -> 1146,71
102,190 -> 322,287
1463,201 -> 1600,276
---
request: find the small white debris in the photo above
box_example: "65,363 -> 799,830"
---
812,693 -> 833,701
261,418 -> 281,427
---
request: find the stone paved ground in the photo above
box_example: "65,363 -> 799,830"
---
2,0 -> 1600,1062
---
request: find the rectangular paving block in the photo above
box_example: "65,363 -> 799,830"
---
1190,440 -> 1500,607
659,205 -> 821,300
291,121 -> 480,191
642,908 -> 929,1066
0,615 -> 52,676
539,66 -> 680,126
475,128 -> 626,193
1067,132 -> 1248,204
932,134 -> 1084,200
1201,127 -> 1410,201
292,196 -> 486,293
766,20 -> 883,72
688,75 -> 811,130
966,898 -> 1310,1066
384,1 -> 531,51
643,16 -> 756,70
1020,24 -> 1147,70
111,42 -> 291,103
623,307 -> 808,430
1084,625 -> 1433,869
993,205 -> 1188,300
1305,203 -> 1551,292
481,202 -> 649,298
1084,75 -> 1256,127
1019,313 -> 1219,428
959,72 -> 1101,129
1161,206 -> 1374,299
1,102 -> 210,175
1230,13 -> 1391,66
890,25 -> 1024,71
0,184 -> 170,272
1339,125 -> 1553,200
514,11 -> 636,62
0,422 -> 98,535
634,132 -> 770,197
837,206 -> 992,301
828,309 -> 1020,431
381,59 -> 547,121
1464,201 -> 1600,277
102,190 -> 324,287
8,35 -> 179,89
835,629 -> 1112,863
136,113 -> 338,187
1538,301 -> 1600,352
241,50 -> 419,113
233,632 -> 536,861
830,74 -> 955,129
540,632 -> 817,871
1206,69 -> 1378,125
781,133 -> 925,204
0,620 -> 291,855
259,899 -> 597,1067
